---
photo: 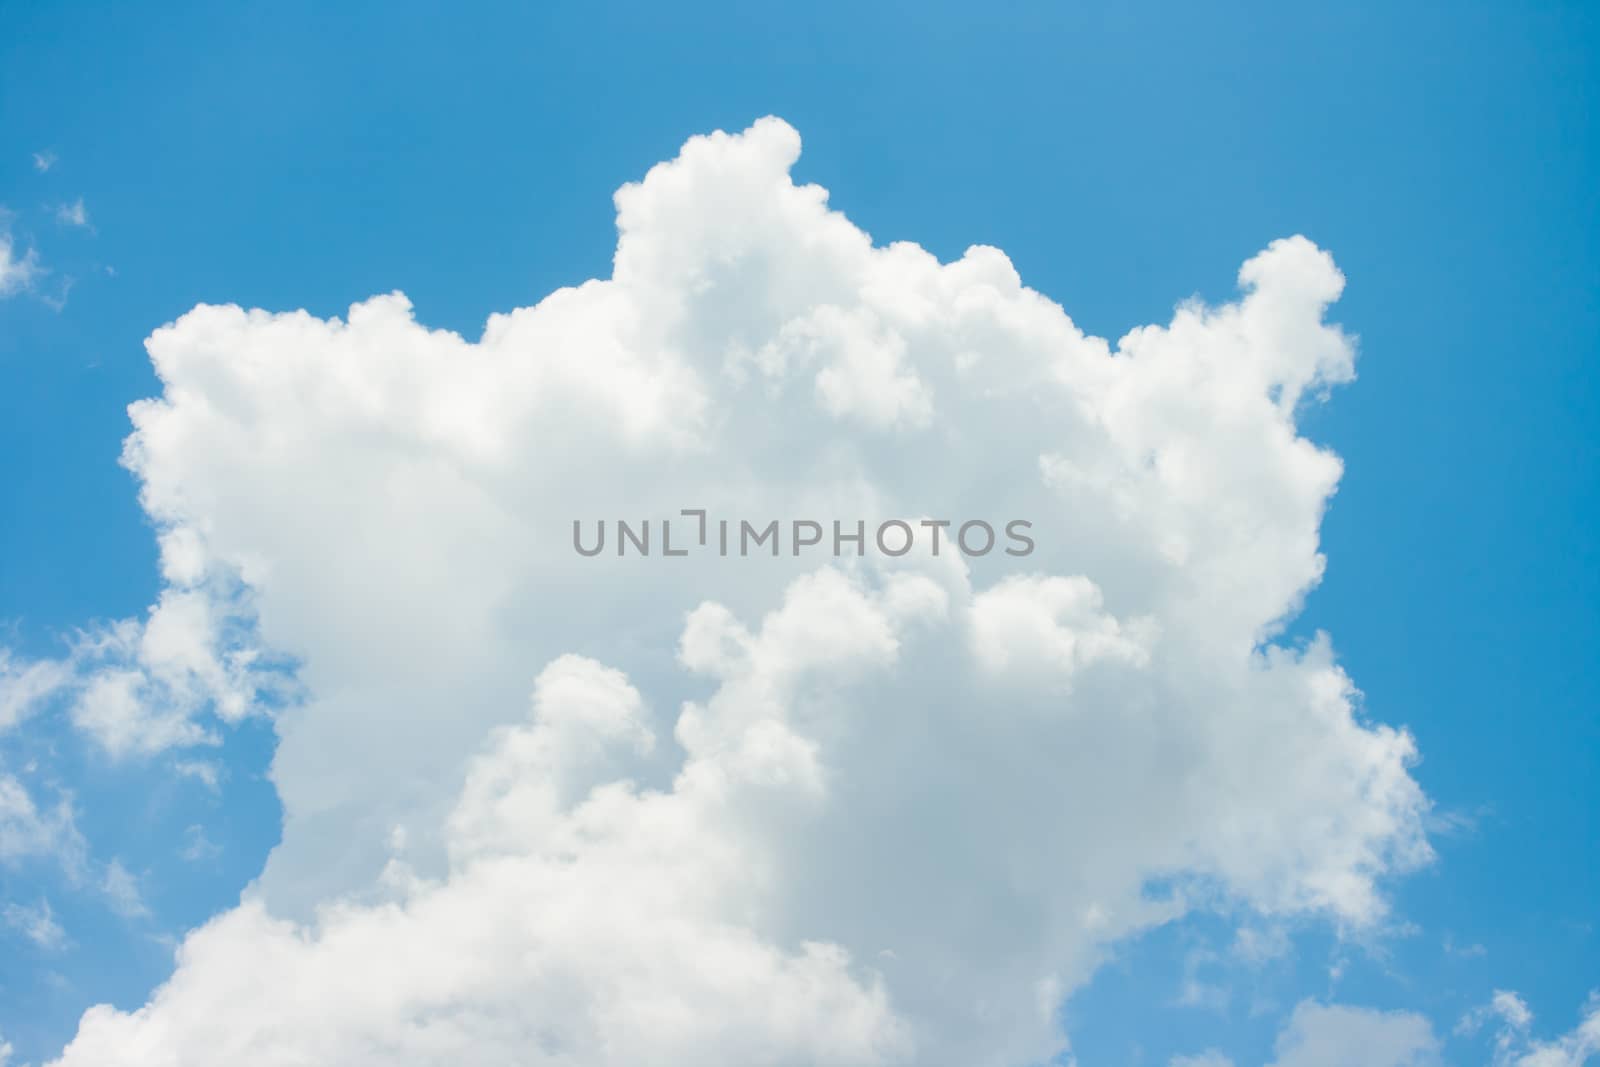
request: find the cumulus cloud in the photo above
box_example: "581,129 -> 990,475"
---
37,117 -> 1433,1065
0,581 -> 277,759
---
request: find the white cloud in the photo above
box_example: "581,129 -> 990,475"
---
174,759 -> 223,791
40,118 -> 1431,1066
71,664 -> 211,755
1444,931 -> 1488,958
1176,943 -> 1231,1012
1460,989 -> 1536,1059
1173,1000 -> 1442,1067
179,824 -> 222,863
970,574 -> 1153,683
1513,997 -> 1600,1067
33,150 -> 57,172
0,215 -> 41,297
1490,990 -> 1537,1032
1462,990 -> 1600,1067
56,198 -> 90,229
5,582 -> 275,760
0,773 -> 86,878
1265,1001 -> 1439,1067
1172,1053 -> 1236,1067
102,858 -> 150,919
1232,923 -> 1292,965
2,896 -> 67,950
0,649 -> 71,732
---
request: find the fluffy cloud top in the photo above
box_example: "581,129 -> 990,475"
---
32,118 -> 1435,1065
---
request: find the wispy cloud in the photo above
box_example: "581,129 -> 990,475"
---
2,897 -> 67,950
0,213 -> 42,298
0,774 -> 87,878
102,859 -> 151,920
32,149 -> 57,173
0,648 -> 72,731
179,824 -> 221,863
57,197 -> 91,230
174,760 -> 222,792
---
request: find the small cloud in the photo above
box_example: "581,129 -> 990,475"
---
57,197 -> 91,230
32,149 -> 57,172
0,773 -> 90,880
1177,945 -> 1230,1012
1454,990 -> 1600,1067
1233,923 -> 1292,965
103,858 -> 151,919
174,759 -> 222,792
2,896 -> 67,950
0,214 -> 42,298
0,647 -> 72,731
1457,989 -> 1532,1041
1423,803 -> 1491,839
1171,1053 -> 1235,1067
36,273 -> 75,312
1491,990 -> 1534,1030
179,823 -> 221,863
1268,1001 -> 1439,1067
1442,932 -> 1487,959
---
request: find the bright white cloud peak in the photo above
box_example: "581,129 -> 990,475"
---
42,117 -> 1435,1065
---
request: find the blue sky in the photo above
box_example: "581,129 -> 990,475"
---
0,2 -> 1596,1065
